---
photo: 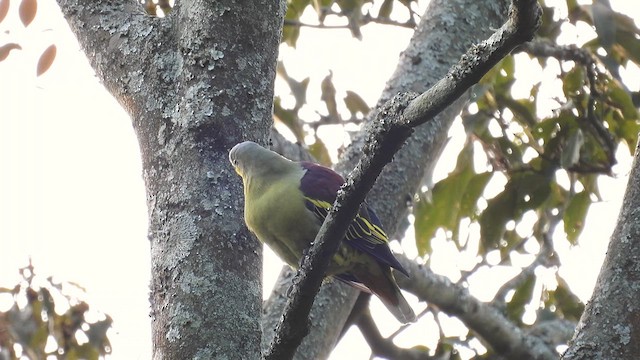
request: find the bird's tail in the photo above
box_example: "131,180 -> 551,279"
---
358,267 -> 416,324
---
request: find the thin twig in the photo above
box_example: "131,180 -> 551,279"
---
358,308 -> 436,360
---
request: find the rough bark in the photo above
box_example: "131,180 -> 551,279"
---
562,141 -> 640,359
262,0 -> 510,358
55,0 -> 286,358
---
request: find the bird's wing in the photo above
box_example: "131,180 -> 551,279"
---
299,162 -> 408,277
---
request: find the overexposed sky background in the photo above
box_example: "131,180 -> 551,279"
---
1,0 -> 639,359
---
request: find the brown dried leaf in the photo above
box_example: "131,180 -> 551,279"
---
0,43 -> 21,61
0,0 -> 9,24
19,0 -> 36,27
36,44 -> 56,76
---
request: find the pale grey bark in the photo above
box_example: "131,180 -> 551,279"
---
56,0 -> 286,359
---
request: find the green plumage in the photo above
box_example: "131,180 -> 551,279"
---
229,141 -> 416,323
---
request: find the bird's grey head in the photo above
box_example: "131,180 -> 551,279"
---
229,141 -> 294,178
230,141 -> 261,175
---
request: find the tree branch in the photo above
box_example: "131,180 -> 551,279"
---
493,233 -> 557,307
395,255 -> 557,360
264,1 -> 543,359
518,40 -> 596,65
401,0 -> 542,128
357,308 -> 436,360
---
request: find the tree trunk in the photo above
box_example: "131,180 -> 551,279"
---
56,0 -> 286,358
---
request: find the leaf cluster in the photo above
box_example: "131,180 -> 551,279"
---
283,0 -> 419,45
0,263 -> 112,360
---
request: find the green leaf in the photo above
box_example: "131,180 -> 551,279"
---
282,24 -> 301,48
616,28 -> 640,65
282,0 -> 312,47
532,115 -> 562,144
499,230 -> 524,261
566,0 -> 591,25
461,110 -> 492,135
67,344 -> 100,360
550,275 -> 585,321
480,171 -> 552,249
608,81 -> 639,120
537,4 -> 561,40
414,195 -> 436,255
273,97 -> 305,142
499,95 -> 537,127
479,186 -> 515,249
618,119 -> 640,155
578,174 -> 601,201
87,316 -> 113,352
321,71 -> 338,118
415,175 -> 462,255
517,172 -> 553,210
486,55 -> 515,92
277,61 -> 309,112
562,66 -> 585,96
415,143 -> 491,254
459,172 -> 492,219
505,273 -> 536,324
495,136 -> 524,165
343,90 -> 369,117
592,0 -> 616,49
560,128 -> 584,169
479,56 -> 513,88
563,191 -> 591,243
308,139 -> 332,166
378,0 -> 393,18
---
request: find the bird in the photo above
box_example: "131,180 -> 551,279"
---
229,141 -> 416,323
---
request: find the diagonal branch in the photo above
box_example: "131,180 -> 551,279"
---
395,255 -> 557,359
264,1 -> 543,359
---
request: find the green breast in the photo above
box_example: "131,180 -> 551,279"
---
244,173 -> 319,268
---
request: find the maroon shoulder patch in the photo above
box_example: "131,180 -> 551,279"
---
299,161 -> 344,203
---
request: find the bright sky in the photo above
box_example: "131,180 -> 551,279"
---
1,0 -> 638,359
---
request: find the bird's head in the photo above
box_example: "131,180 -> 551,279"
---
229,141 -> 296,180
229,141 -> 260,178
